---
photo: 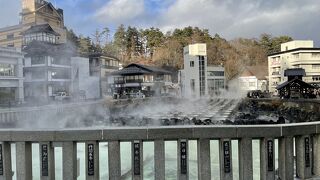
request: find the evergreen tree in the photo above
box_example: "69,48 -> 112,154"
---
142,27 -> 164,58
114,24 -> 127,60
78,36 -> 92,57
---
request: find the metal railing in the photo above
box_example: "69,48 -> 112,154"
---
0,122 -> 320,180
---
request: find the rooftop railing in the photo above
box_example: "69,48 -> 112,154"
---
0,122 -> 319,180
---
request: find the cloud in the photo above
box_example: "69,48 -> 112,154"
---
2,0 -> 319,45
94,0 -> 145,25
155,0 -> 320,42
0,0 -> 20,28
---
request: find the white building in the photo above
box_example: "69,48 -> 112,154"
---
71,57 -> 100,100
0,47 -> 24,103
89,54 -> 120,97
180,43 -> 208,98
239,66 -> 268,92
207,66 -> 225,95
180,43 -> 226,98
268,40 -> 320,93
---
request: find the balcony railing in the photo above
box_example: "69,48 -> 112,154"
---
0,122 -> 319,179
272,71 -> 281,75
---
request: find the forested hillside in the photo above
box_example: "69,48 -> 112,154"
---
66,25 -> 292,80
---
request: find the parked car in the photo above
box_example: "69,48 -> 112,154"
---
54,91 -> 70,101
247,90 -> 263,98
128,91 -> 145,99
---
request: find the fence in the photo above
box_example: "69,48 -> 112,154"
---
0,122 -> 320,180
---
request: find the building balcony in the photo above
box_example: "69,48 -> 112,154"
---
101,65 -> 119,70
271,71 -> 281,76
49,64 -> 71,68
0,76 -> 20,80
0,122 -> 319,179
24,64 -> 46,68
49,78 -> 71,82
24,78 -> 46,83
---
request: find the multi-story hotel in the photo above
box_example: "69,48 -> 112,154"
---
89,53 -> 120,96
0,47 -> 24,103
23,24 -> 73,102
268,40 -> 320,93
0,0 -> 66,48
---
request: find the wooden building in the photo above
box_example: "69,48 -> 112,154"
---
276,68 -> 315,99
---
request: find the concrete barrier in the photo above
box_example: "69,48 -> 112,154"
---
0,123 -> 319,179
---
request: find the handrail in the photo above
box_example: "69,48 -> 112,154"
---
0,122 -> 319,180
0,122 -> 319,142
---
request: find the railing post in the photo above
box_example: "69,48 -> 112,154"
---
16,142 -> 32,180
295,135 -> 312,179
278,136 -> 294,180
238,138 -> 253,180
260,138 -> 275,180
39,142 -> 55,180
154,140 -> 165,180
0,142 -> 12,180
314,134 -> 320,176
85,141 -> 99,180
178,139 -> 188,180
197,139 -> 211,180
62,142 -> 77,180
132,140 -> 143,180
108,141 -> 121,180
219,139 -> 233,180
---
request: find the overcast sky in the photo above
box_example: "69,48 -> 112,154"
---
1,0 -> 319,45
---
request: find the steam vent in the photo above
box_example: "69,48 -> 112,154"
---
0,0 -> 320,179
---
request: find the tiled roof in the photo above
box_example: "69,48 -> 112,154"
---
284,68 -> 306,77
276,78 -> 314,90
23,24 -> 60,36
111,63 -> 171,76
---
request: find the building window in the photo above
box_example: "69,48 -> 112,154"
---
249,82 -> 256,87
7,34 -> 14,40
31,56 -> 46,65
199,56 -> 206,96
51,69 -> 70,79
24,33 -> 57,45
312,53 -> 320,58
190,79 -> 195,92
292,53 -> 299,59
208,71 -> 224,76
312,64 -> 320,69
0,64 -> 16,77
190,61 -> 194,67
312,76 -> 320,81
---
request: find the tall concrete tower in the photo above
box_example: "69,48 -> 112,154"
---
181,43 -> 208,98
